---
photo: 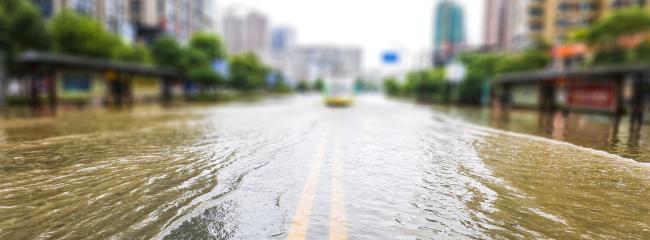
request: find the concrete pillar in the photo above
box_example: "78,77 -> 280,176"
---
47,68 -> 57,112
630,73 -> 647,126
615,77 -> 625,115
162,77 -> 172,104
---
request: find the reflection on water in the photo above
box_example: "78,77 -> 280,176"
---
0,96 -> 649,239
433,105 -> 650,163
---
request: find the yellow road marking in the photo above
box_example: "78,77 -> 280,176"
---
329,134 -> 348,240
287,138 -> 327,240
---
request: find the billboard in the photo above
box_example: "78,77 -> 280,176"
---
566,82 -> 617,111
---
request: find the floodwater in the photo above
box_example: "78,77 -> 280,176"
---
0,95 -> 648,239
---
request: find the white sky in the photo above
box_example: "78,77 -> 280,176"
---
215,0 -> 485,70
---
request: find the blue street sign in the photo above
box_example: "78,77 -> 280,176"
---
382,51 -> 399,64
212,60 -> 229,77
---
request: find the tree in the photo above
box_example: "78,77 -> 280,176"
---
187,66 -> 223,90
0,0 -> 50,75
269,71 -> 291,93
189,32 -> 227,60
179,48 -> 210,74
635,41 -> 650,63
51,11 -> 121,58
296,81 -> 309,92
586,8 -> 650,46
403,69 -> 446,101
382,76 -> 400,96
495,50 -> 550,74
150,36 -> 183,68
229,53 -> 267,92
114,42 -> 152,64
313,78 -> 324,92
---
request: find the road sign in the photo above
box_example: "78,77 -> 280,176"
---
212,60 -> 229,77
382,51 -> 400,64
445,62 -> 466,83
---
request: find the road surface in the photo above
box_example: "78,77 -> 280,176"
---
1,95 -> 649,239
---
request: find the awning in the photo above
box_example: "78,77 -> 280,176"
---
498,65 -> 650,84
18,51 -> 178,78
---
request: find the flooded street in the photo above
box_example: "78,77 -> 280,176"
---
1,95 -> 649,239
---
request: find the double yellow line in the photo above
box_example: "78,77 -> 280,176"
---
287,133 -> 348,240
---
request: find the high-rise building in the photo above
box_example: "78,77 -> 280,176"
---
528,0 -> 650,45
31,0 -> 212,44
484,0 -> 531,51
31,0 -> 134,41
433,0 -> 465,65
484,0 -> 512,50
221,8 -> 269,57
128,0 -> 211,44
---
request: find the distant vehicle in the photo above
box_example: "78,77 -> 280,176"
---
324,77 -> 354,107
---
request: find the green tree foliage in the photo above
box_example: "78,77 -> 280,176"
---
592,47 -> 628,65
113,43 -> 152,64
382,76 -> 400,96
268,71 -> 292,93
150,36 -> 183,68
180,48 -> 222,87
580,8 -> 650,65
403,69 -> 446,101
495,50 -> 550,74
0,0 -> 50,75
313,78 -> 325,92
457,53 -> 504,104
187,66 -> 223,88
586,8 -> 650,46
635,41 -> 650,63
51,11 -> 121,58
0,0 -> 50,51
229,53 -> 267,92
189,32 -> 227,60
296,81 -> 310,92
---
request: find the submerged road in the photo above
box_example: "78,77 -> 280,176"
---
0,95 -> 649,239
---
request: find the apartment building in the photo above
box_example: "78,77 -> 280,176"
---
31,0 -> 213,44
528,0 -> 650,44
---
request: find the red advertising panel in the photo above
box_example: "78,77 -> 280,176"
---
567,82 -> 617,111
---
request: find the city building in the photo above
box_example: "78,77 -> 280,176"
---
30,0 -> 213,44
484,0 -> 531,50
269,26 -> 297,82
221,8 -> 270,57
528,0 -> 650,45
31,0 -> 133,41
271,26 -> 296,57
432,0 -> 466,66
128,0 -> 212,44
286,46 -> 362,82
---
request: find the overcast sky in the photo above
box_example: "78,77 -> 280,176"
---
216,0 -> 485,70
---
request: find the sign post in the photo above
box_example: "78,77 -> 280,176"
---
445,62 -> 466,103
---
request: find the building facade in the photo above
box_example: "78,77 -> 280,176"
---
30,0 -> 213,44
433,0 -> 466,65
221,9 -> 270,57
286,46 -> 362,82
127,0 -> 212,43
271,26 -> 296,57
529,0 -> 650,45
484,0 -> 531,51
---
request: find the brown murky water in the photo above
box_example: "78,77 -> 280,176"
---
0,95 -> 648,239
